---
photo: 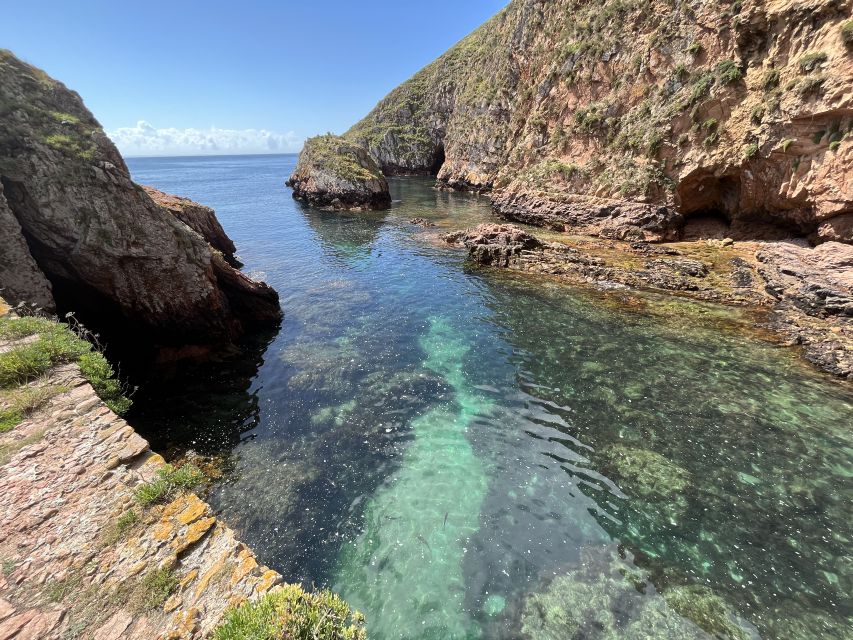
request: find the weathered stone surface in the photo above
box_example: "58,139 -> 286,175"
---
0,50 -> 280,347
0,182 -> 54,311
756,240 -> 853,376
442,223 -> 542,266
758,240 -> 853,317
492,191 -> 682,242
143,186 -> 242,268
0,362 -> 285,639
287,134 -> 391,210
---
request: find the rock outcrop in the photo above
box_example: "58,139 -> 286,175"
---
143,186 -> 242,268
287,134 -> 391,210
343,0 -> 853,243
442,223 -> 542,266
0,50 -> 281,347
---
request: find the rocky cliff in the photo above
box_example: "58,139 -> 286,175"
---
287,134 -> 391,210
0,51 -> 281,349
344,0 -> 852,243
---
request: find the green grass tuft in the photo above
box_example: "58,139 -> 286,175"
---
214,584 -> 366,640
134,463 -> 205,506
843,21 -> 853,47
0,316 -> 131,413
715,60 -> 742,85
102,509 -> 140,546
798,51 -> 827,73
135,567 -> 179,611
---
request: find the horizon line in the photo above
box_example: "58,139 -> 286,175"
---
123,151 -> 301,160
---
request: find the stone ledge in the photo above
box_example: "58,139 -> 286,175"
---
0,364 -> 283,639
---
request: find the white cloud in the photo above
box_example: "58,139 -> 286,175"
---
107,120 -> 303,157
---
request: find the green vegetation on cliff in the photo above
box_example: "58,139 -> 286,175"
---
0,49 -> 103,161
338,0 -> 853,240
301,134 -> 383,184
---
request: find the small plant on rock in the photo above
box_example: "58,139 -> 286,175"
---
798,51 -> 827,73
134,463 -> 204,506
214,585 -> 366,640
842,21 -> 853,48
762,69 -> 780,91
715,60 -> 742,84
743,143 -> 759,158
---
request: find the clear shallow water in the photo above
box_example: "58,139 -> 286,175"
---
126,155 -> 853,640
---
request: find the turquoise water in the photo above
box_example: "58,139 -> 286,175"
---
127,155 -> 852,640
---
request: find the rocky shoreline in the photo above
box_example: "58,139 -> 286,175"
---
442,223 -> 852,378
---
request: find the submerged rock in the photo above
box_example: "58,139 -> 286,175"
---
597,445 -> 691,502
0,50 -> 281,347
287,134 -> 391,210
520,547 -> 756,640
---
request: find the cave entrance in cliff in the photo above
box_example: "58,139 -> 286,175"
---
430,144 -> 446,176
676,173 -> 741,240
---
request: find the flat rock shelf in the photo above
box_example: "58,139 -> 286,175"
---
0,361 -> 282,639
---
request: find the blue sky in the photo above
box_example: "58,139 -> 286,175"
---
1,1 -> 506,156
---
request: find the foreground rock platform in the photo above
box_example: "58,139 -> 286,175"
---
0,362 -> 283,639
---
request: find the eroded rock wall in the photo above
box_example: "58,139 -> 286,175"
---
345,0 -> 853,242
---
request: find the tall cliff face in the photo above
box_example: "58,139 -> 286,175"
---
345,0 -> 853,242
0,50 -> 281,347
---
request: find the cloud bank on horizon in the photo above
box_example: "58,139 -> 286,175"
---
107,121 -> 303,157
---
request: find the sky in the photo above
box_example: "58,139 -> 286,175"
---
1,1 -> 507,156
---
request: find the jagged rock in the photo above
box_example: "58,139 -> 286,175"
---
756,240 -> 853,377
0,50 -> 281,347
143,186 -> 242,268
287,134 -> 390,210
757,240 -> 853,317
442,223 -> 542,266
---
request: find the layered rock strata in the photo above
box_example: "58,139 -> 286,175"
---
287,135 -> 391,210
0,361 -> 283,639
0,50 -> 281,347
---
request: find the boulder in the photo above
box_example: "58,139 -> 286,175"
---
287,134 -> 391,210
